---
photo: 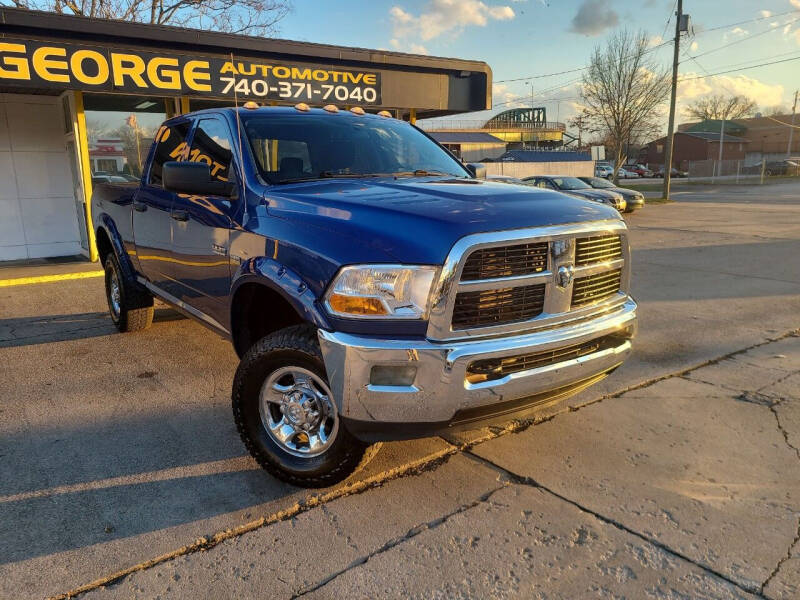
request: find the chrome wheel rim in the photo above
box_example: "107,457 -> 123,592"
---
109,269 -> 121,318
259,367 -> 339,457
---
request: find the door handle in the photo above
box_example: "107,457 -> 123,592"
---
133,201 -> 147,212
171,210 -> 189,222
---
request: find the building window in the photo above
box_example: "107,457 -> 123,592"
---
84,93 -> 170,179
656,144 -> 664,154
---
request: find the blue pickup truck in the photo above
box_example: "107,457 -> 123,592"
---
93,104 -> 637,487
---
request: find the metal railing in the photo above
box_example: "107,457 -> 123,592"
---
420,119 -> 566,132
687,158 -> 800,184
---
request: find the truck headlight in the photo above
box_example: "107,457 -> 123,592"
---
325,265 -> 440,319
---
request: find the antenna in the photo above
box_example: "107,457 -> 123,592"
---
230,52 -> 247,194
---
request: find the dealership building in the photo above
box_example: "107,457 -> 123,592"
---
0,8 -> 491,262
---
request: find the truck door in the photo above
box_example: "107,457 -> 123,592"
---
133,120 -> 191,295
167,116 -> 237,330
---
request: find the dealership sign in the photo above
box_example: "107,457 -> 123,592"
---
0,39 -> 382,104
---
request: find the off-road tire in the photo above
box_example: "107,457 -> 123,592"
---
232,324 -> 380,487
104,254 -> 154,333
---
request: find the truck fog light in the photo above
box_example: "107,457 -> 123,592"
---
370,365 -> 417,386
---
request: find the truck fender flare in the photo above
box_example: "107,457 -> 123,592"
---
97,214 -> 138,283
230,256 -> 331,331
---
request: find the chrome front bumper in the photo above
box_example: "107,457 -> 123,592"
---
318,298 -> 637,432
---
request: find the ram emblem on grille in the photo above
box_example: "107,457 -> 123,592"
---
556,264 -> 575,288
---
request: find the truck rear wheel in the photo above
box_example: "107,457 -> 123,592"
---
232,324 -> 379,487
104,254 -> 154,333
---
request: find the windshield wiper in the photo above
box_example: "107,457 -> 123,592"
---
276,172 -> 385,184
392,169 -> 461,178
318,171 -> 382,179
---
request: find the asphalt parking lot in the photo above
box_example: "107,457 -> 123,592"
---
1,183 -> 799,599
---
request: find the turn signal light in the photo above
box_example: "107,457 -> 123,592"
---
350,106 -> 365,115
294,102 -> 310,112
328,294 -> 387,315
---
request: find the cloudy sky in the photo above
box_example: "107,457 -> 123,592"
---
279,0 -> 800,129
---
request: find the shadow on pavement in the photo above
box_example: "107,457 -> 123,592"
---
0,404 -> 298,565
0,308 -> 184,349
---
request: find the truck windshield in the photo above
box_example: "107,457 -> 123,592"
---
243,114 -> 470,184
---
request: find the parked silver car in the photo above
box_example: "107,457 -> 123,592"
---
522,175 -> 627,212
578,176 -> 645,213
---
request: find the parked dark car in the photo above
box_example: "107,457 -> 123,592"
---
92,106 -> 637,486
577,176 -> 645,213
628,165 -> 653,178
522,175 -> 626,212
486,174 -> 525,184
654,167 -> 687,178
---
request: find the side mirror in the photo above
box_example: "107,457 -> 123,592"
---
465,163 -> 486,179
163,161 -> 235,197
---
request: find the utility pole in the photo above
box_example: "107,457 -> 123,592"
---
716,118 -> 725,181
787,89 -> 798,158
662,0 -> 683,200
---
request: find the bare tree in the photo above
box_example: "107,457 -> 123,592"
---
5,0 -> 292,36
567,113 -> 589,148
762,104 -> 791,117
575,29 -> 670,182
684,94 -> 756,121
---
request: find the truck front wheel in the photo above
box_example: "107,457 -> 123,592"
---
232,324 -> 379,487
104,254 -> 154,332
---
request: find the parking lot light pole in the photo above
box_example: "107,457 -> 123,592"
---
788,90 -> 798,158
716,118 -> 726,181
663,0 -> 683,200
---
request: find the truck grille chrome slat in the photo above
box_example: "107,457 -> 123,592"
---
571,269 -> 622,307
452,284 -> 546,329
466,334 -> 624,383
461,242 -> 548,281
575,235 -> 622,266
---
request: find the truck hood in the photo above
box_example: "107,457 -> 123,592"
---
264,177 -> 620,264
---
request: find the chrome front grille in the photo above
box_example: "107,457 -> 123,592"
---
426,221 -> 631,341
452,284 -> 546,329
575,235 -> 622,266
571,269 -> 622,308
461,242 -> 548,280
466,333 -> 624,383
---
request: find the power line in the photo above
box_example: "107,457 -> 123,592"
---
678,54 -> 800,82
495,66 -> 587,84
660,0 -> 678,41
697,7 -> 800,34
681,48 -> 800,82
681,16 -> 800,63
494,39 -> 671,84
494,8 -> 800,86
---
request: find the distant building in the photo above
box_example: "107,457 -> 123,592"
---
497,150 -> 592,163
481,149 -> 594,179
674,115 -> 800,166
641,131 -> 748,170
427,131 -> 506,162
421,107 -> 571,152
88,138 -> 128,174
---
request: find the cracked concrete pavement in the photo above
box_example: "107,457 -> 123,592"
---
1,183 -> 799,598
